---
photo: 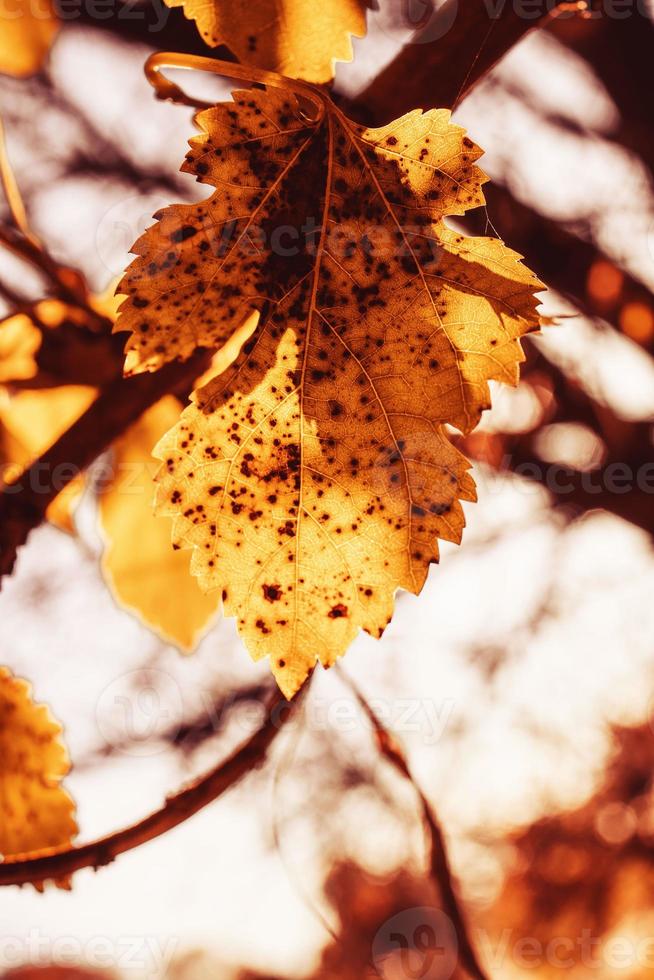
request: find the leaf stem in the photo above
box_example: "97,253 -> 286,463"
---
144,51 -> 325,124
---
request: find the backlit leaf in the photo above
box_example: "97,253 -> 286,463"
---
100,396 -> 220,651
117,86 -> 543,696
0,313 -> 40,383
0,385 -> 96,533
0,667 -> 77,861
163,0 -> 366,83
0,0 -> 59,78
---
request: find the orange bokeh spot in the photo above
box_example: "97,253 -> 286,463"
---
619,302 -> 654,344
586,260 -> 623,305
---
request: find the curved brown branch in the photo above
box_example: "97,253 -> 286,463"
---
339,668 -> 490,980
0,688 -> 295,887
351,0 -> 579,124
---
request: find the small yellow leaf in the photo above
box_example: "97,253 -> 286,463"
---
0,667 -> 77,860
100,396 -> 220,651
0,385 -> 97,532
0,313 -> 41,383
0,0 -> 59,78
163,0 -> 366,83
118,86 -> 543,696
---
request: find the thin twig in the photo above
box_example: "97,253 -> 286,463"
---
338,667 -> 490,980
0,274 -> 29,310
0,126 -> 105,326
0,687 -> 294,887
145,51 -> 325,123
0,224 -> 95,316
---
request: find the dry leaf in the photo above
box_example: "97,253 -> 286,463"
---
163,0 -> 366,82
0,0 -> 59,77
0,667 -> 77,860
0,313 -> 40,383
0,385 -> 97,532
100,396 -> 220,651
117,87 -> 542,696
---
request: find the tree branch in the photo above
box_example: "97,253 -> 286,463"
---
493,439 -> 654,536
0,687 -> 295,887
339,668 -> 490,980
548,13 -> 654,178
351,0 -> 577,124
474,183 -> 654,358
0,224 -> 100,320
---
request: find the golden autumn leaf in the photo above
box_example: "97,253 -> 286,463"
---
116,85 -> 543,696
100,396 -> 220,651
0,0 -> 59,77
0,313 -> 40,383
0,667 -> 77,860
0,385 -> 97,533
163,0 -> 366,83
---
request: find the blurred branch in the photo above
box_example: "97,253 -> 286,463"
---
0,112 -> 109,324
351,0 -> 579,123
498,440 -> 654,536
477,181 -> 654,358
461,341 -> 654,536
457,176 -> 654,535
548,13 -> 654,177
40,75 -> 189,197
0,274 -> 28,309
0,686 -> 295,888
530,349 -> 648,457
11,320 -> 126,389
0,223 -> 103,323
0,350 -> 209,584
340,668 -> 490,980
79,681 -> 275,768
